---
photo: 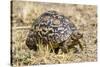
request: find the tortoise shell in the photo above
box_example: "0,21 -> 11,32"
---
33,11 -> 77,43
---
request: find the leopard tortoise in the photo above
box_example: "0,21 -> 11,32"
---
26,11 -> 83,54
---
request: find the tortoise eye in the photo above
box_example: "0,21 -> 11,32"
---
77,32 -> 81,35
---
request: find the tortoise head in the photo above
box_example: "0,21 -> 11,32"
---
71,31 -> 83,40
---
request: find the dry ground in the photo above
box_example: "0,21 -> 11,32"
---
11,1 -> 97,66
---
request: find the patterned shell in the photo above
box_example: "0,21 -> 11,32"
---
31,11 -> 77,44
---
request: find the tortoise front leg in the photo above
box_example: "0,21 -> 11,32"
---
59,41 -> 70,53
77,40 -> 83,51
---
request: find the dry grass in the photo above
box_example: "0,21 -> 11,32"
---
11,1 -> 97,66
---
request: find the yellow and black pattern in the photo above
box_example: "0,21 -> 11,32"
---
34,11 -> 77,43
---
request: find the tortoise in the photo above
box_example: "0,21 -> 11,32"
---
26,11 -> 83,54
